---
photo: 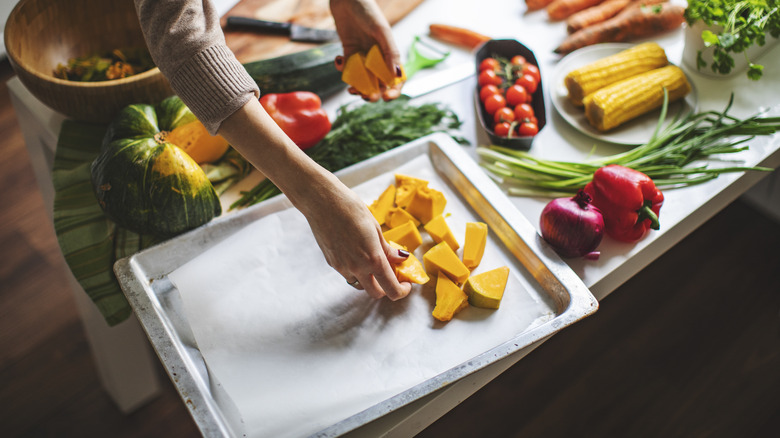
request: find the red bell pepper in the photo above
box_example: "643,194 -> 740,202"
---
583,165 -> 664,243
259,91 -> 331,150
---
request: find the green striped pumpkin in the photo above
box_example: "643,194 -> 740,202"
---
90,96 -> 221,237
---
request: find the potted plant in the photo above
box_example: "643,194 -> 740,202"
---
683,0 -> 780,80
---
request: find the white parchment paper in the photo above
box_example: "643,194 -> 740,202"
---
169,155 -> 556,437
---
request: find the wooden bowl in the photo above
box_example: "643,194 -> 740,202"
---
4,0 -> 174,123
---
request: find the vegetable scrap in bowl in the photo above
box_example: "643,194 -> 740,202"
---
475,39 -> 547,150
53,47 -> 155,82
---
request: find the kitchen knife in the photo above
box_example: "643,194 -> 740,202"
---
402,62 -> 475,99
225,16 -> 339,43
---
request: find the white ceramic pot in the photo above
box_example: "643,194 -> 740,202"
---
682,20 -> 779,78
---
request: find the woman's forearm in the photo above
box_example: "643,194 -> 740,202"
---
133,0 -> 259,134
217,98 -> 338,216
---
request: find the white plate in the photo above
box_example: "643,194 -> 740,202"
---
550,43 -> 698,146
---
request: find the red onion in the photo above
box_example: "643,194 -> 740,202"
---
540,190 -> 604,259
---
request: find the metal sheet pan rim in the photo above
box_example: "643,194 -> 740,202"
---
115,132 -> 597,438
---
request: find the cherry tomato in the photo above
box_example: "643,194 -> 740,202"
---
479,57 -> 500,72
514,103 -> 535,122
517,121 -> 539,137
478,69 -> 502,87
483,93 -> 506,115
494,122 -> 512,137
522,64 -> 541,83
515,73 -> 538,94
505,84 -> 528,107
493,107 -> 515,124
510,55 -> 526,66
479,84 -> 501,102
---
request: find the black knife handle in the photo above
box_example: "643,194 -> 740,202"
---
226,17 -> 292,36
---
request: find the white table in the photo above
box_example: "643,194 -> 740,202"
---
9,0 -> 780,434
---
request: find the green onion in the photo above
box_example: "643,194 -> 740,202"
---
477,93 -> 777,197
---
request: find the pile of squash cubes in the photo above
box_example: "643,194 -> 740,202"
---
368,174 -> 509,322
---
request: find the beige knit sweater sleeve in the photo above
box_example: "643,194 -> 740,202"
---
134,0 -> 259,134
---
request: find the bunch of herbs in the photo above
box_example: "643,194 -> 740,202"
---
684,0 -> 780,80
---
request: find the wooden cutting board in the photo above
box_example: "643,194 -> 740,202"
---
222,0 -> 426,63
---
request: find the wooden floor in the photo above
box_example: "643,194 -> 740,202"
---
2,57 -> 779,438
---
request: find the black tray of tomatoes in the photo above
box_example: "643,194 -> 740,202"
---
475,39 -> 546,150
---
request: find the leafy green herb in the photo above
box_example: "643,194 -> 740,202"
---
684,0 -> 780,80
477,93 -> 776,197
230,97 -> 465,209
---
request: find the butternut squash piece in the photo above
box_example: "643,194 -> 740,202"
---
432,273 -> 469,322
462,222 -> 488,269
406,186 -> 447,224
383,220 -> 422,252
395,174 -> 428,208
368,184 -> 396,226
386,206 -> 420,229
365,44 -> 406,87
341,53 -> 379,96
424,214 -> 459,251
388,241 -> 429,285
423,241 -> 470,284
464,266 -> 509,309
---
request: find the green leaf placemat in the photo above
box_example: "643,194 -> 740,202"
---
52,120 -> 158,326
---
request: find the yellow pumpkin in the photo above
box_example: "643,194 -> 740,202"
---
165,119 -> 230,164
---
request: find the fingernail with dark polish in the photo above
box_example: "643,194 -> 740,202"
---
398,249 -> 410,258
335,56 -> 344,66
395,65 -> 403,77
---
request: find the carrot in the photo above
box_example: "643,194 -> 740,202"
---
526,0 -> 556,11
554,2 -> 685,54
428,24 -> 491,50
566,0 -> 666,33
566,0 -> 632,33
547,0 -> 606,21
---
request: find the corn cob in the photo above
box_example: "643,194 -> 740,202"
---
564,42 -> 668,106
583,65 -> 691,132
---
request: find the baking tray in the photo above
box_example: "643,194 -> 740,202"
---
115,132 -> 598,437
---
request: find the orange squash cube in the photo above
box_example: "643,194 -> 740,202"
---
368,184 -> 396,226
423,241 -> 470,284
462,222 -> 488,269
388,241 -> 429,285
386,206 -> 420,229
365,44 -> 406,87
406,186 -> 446,225
424,214 -> 459,251
383,220 -> 422,252
394,174 -> 428,208
464,266 -> 509,309
432,273 -> 469,322
341,53 -> 379,96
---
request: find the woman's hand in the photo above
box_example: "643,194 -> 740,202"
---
330,0 -> 405,102
302,175 -> 413,301
219,98 -> 412,301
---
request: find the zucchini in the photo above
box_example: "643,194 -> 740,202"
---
243,43 -> 346,98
